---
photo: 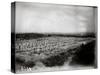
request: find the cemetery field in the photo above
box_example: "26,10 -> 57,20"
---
15,36 -> 96,73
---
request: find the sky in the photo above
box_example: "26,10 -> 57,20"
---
15,2 -> 97,34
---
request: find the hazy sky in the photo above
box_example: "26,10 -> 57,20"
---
15,2 -> 97,33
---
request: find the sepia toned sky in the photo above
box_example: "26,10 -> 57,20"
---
15,2 -> 97,34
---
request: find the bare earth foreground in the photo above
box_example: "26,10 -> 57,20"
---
15,36 -> 96,73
